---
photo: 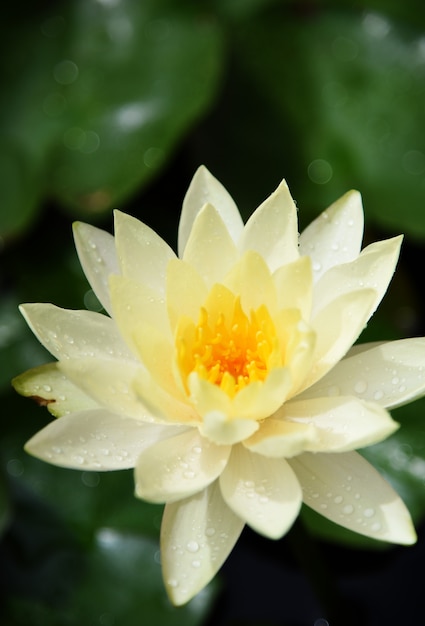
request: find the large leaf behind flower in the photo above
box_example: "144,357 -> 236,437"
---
229,9 -> 425,238
0,0 -> 222,238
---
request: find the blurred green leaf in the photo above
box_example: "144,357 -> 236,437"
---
0,0 -> 223,238
234,10 -> 425,238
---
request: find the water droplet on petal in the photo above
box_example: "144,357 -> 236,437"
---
186,541 -> 199,553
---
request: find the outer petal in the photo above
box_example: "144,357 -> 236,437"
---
220,445 -> 302,539
299,338 -> 425,410
182,203 -> 239,288
12,363 -> 99,417
134,429 -> 230,503
289,451 -> 416,544
313,236 -> 402,316
299,190 -> 364,281
73,221 -> 119,316
238,179 -> 299,270
58,358 -> 158,422
178,166 -> 244,256
25,409 -> 176,470
160,481 -> 244,606
282,396 -> 398,452
19,304 -> 134,362
114,210 -> 176,293
301,288 -> 376,391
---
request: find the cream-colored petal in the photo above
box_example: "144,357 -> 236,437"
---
134,368 -> 199,425
133,323 -> 184,400
290,451 -> 416,544
25,409 -> 174,470
223,250 -> 277,313
109,274 -> 171,343
244,419 -> 317,458
220,445 -> 302,539
19,304 -> 134,362
238,179 -> 299,271
12,363 -> 99,418
199,411 -> 259,445
182,203 -> 239,288
231,367 -> 292,420
166,259 -> 208,332
178,166 -> 244,256
299,190 -> 364,282
301,288 -> 376,391
73,221 -> 119,316
134,429 -> 230,503
313,236 -> 402,316
161,481 -> 244,606
273,256 -> 313,320
282,396 -> 398,452
188,373 -> 232,417
114,210 -> 176,293
58,358 -> 159,422
299,338 -> 425,410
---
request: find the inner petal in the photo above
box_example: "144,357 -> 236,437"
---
176,288 -> 282,399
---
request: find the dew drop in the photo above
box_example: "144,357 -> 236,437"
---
43,384 -> 52,392
363,507 -> 375,518
191,560 -> 201,568
371,522 -> 382,532
354,380 -> 368,394
333,495 -> 343,504
167,578 -> 178,588
343,504 -> 354,515
206,527 -> 216,537
186,541 -> 199,553
313,261 -> 322,272
373,390 -> 384,401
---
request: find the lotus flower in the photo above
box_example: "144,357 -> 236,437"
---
13,166 -> 424,605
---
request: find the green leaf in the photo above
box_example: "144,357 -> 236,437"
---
234,10 -> 425,238
0,0 -> 223,238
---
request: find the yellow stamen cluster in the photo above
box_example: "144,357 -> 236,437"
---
177,296 -> 280,398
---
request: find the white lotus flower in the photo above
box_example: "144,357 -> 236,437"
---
13,166 -> 424,605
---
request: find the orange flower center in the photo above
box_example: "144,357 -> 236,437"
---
176,295 -> 280,398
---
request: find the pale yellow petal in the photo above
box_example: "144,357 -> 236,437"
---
299,338 -> 425,410
166,258 -> 208,331
58,358 -> 158,422
301,288 -> 376,391
313,236 -> 402,316
223,250 -> 277,314
109,274 -> 171,345
178,166 -> 244,256
290,451 -> 416,544
230,367 -> 291,420
273,256 -> 313,320
182,203 -> 239,288
134,429 -> 230,503
25,409 -> 171,470
244,419 -> 317,458
12,363 -> 99,418
198,411 -> 259,445
161,481 -> 244,606
238,179 -> 299,271
281,396 -> 398,452
114,210 -> 176,292
299,190 -> 364,281
73,221 -> 119,316
19,303 -> 133,362
220,445 -> 302,539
